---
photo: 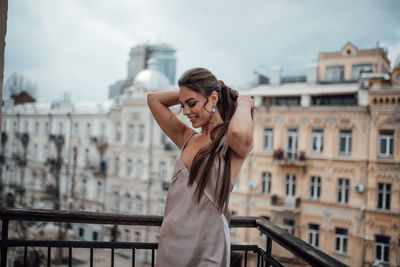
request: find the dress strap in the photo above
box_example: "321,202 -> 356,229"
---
181,132 -> 197,151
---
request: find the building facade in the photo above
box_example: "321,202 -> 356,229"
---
230,44 -> 400,266
1,42 -> 399,266
318,42 -> 391,83
109,43 -> 177,99
0,47 -> 179,262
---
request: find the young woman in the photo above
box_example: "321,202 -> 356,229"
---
147,68 -> 254,267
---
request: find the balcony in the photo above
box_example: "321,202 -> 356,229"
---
273,150 -> 307,170
270,195 -> 302,213
0,208 -> 347,267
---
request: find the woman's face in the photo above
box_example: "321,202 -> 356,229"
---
179,85 -> 213,128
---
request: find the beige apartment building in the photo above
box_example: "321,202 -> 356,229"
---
231,44 -> 400,266
318,42 -> 391,82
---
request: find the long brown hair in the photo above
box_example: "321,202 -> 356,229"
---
178,68 -> 238,212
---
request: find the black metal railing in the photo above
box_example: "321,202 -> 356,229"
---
0,208 -> 347,267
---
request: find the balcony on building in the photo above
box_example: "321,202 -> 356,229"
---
273,149 -> 307,167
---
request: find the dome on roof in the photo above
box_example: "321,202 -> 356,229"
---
133,58 -> 170,91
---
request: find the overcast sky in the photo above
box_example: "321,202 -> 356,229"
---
4,0 -> 400,101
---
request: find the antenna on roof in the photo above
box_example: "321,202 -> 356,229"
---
376,41 -> 379,73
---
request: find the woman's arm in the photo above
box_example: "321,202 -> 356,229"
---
227,95 -> 254,158
147,91 -> 192,148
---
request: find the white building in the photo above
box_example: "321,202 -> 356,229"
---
1,55 -> 180,248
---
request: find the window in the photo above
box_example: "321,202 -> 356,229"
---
139,124 -> 145,143
74,123 -> 79,136
41,174 -> 46,186
398,239 -> 400,267
379,130 -> 394,157
339,130 -> 352,155
160,132 -> 167,144
24,121 -> 29,133
126,159 -> 132,176
92,232 -> 98,241
125,194 -> 131,212
84,148 -> 89,162
44,122 -> 49,135
335,228 -> 348,254
58,122 -> 64,135
79,227 -> 85,238
81,179 -> 87,194
377,183 -> 391,210
285,174 -> 296,197
0,166 -> 5,184
286,129 -> 298,159
33,144 -> 38,158
326,66 -> 344,82
311,95 -> 357,106
263,128 -> 273,151
31,171 -> 36,186
86,123 -> 91,137
375,235 -> 390,264
139,124 -> 144,143
352,64 -> 372,80
311,130 -> 323,153
13,121 -> 17,133
115,123 -> 121,141
159,161 -> 167,180
34,122 -> 39,135
135,195 -> 142,214
261,172 -> 271,194
96,181 -> 102,198
136,160 -> 143,178
276,97 -> 300,106
128,125 -> 134,143
338,178 -> 350,204
43,145 -> 48,159
310,176 -> 321,200
100,123 -> 106,139
283,219 -> 295,235
113,192 -> 119,211
308,224 -> 319,247
114,157 -> 120,176
157,199 -> 165,216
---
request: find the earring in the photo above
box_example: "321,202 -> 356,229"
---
211,106 -> 216,113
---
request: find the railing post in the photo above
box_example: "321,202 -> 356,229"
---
1,219 -> 9,267
266,236 -> 272,267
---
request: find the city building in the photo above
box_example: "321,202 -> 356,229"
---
318,42 -> 391,83
108,43 -> 177,99
1,45 -> 179,263
230,43 -> 399,266
1,42 -> 399,266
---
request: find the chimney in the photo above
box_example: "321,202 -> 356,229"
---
306,63 -> 318,84
270,67 -> 282,86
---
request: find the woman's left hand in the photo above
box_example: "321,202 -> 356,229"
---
237,95 -> 254,110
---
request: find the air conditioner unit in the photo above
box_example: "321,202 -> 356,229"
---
249,182 -> 258,190
354,184 -> 365,192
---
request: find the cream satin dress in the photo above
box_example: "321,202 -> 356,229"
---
156,133 -> 231,267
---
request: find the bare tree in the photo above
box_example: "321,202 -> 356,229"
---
3,72 -> 37,97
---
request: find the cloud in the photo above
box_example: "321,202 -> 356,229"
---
4,0 -> 400,101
